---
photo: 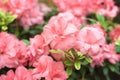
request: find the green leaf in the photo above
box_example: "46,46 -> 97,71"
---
81,60 -> 89,65
64,60 -> 73,66
109,64 -> 115,72
77,52 -> 83,57
22,39 -> 30,46
115,38 -> 120,46
0,9 -> 16,31
6,15 -> 16,24
80,24 -> 85,30
70,48 -> 77,57
49,49 -> 63,54
115,45 -> 120,53
96,13 -> 105,24
77,53 -> 85,60
1,26 -> 8,31
74,61 -> 81,70
85,57 -> 92,63
103,67 -> 110,80
66,67 -> 72,76
0,22 -> 5,26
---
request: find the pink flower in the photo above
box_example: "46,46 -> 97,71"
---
39,3 -> 52,15
53,0 -> 118,18
97,0 -> 119,18
91,44 -> 120,67
53,0 -> 89,17
42,12 -> 80,50
14,66 -> 34,80
102,44 -> 120,64
0,70 -> 15,80
0,32 -> 27,69
42,12 -> 81,60
90,53 -> 106,67
32,55 -> 68,80
0,66 -> 34,80
19,8 -> 44,29
0,0 -> 44,29
1,0 -> 37,17
47,61 -> 68,80
27,35 -> 49,65
110,26 -> 120,41
75,26 -> 105,56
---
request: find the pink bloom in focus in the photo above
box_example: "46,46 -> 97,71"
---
42,12 -> 80,50
27,35 -> 49,65
32,55 -> 68,80
75,26 -> 106,56
0,32 -> 27,69
110,26 -> 120,41
42,12 -> 81,60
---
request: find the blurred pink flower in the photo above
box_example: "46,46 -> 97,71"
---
0,32 -> 27,69
102,44 -> 120,64
39,3 -> 52,15
91,44 -> 120,67
97,0 -> 119,18
0,70 -> 15,80
75,26 -> 106,56
27,35 -> 49,65
53,0 -> 118,18
110,26 -> 120,41
19,8 -> 44,29
0,66 -> 34,80
0,0 -> 44,29
32,55 -> 68,80
14,66 -> 34,80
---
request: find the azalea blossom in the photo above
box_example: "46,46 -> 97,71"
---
0,70 -> 15,80
39,3 -> 52,15
42,12 -> 80,50
110,26 -> 120,41
0,32 -> 27,69
53,0 -> 118,18
42,12 -> 81,60
0,66 -> 34,80
27,34 -> 49,65
19,7 -> 44,29
32,55 -> 68,80
0,0 -> 44,29
91,44 -> 120,67
75,26 -> 106,56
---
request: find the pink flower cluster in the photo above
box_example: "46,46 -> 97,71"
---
42,12 -> 120,66
53,0 -> 118,18
0,0 -> 51,29
0,32 -> 68,80
0,0 -> 120,79
0,56 -> 67,80
0,66 -> 34,80
110,25 -> 120,41
0,32 -> 27,69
